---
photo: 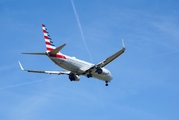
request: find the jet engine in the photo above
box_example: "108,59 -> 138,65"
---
96,67 -> 103,74
69,73 -> 80,81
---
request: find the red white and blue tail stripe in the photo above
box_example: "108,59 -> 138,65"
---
42,24 -> 56,52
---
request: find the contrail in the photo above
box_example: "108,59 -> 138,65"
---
143,50 -> 179,60
121,50 -> 179,64
71,0 -> 93,62
0,76 -> 56,90
139,50 -> 179,61
71,1 -> 108,120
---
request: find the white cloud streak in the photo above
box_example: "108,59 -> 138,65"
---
71,0 -> 93,62
0,76 -> 56,90
70,1 -> 109,120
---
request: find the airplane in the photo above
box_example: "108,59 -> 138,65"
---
18,24 -> 125,86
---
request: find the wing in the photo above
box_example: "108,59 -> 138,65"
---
83,40 -> 125,75
18,61 -> 70,75
96,40 -> 125,68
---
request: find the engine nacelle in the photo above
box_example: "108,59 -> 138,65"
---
96,67 -> 103,74
73,75 -> 80,81
69,73 -> 80,81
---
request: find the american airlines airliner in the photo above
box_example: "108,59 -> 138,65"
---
18,24 -> 125,86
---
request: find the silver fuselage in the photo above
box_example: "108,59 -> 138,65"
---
49,54 -> 113,81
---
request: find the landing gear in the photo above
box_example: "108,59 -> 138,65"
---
87,73 -> 92,78
105,81 -> 108,86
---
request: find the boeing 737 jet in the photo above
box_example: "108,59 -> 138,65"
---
18,24 -> 125,86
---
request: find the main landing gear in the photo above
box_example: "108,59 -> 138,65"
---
105,81 -> 108,86
87,73 -> 92,78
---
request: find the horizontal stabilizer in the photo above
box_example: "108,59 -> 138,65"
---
22,52 -> 47,55
49,43 -> 66,55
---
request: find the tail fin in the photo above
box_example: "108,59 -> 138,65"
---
42,24 -> 56,52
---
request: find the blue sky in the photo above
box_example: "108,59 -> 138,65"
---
0,0 -> 179,120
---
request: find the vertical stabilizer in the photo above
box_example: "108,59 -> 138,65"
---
42,24 -> 56,52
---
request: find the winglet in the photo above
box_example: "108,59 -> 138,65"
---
122,39 -> 125,48
18,61 -> 24,70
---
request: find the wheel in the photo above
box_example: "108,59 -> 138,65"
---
105,81 -> 108,86
87,74 -> 92,78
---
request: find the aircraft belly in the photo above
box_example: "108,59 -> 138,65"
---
60,62 -> 79,72
51,58 -> 63,66
50,57 -> 88,74
52,58 -> 79,72
92,73 -> 112,82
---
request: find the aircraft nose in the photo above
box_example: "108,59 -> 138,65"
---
108,72 -> 113,80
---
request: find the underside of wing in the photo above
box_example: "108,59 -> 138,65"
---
97,49 -> 125,68
82,40 -> 125,76
96,40 -> 125,68
18,61 -> 70,75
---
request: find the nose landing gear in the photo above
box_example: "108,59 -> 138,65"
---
105,81 -> 108,86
